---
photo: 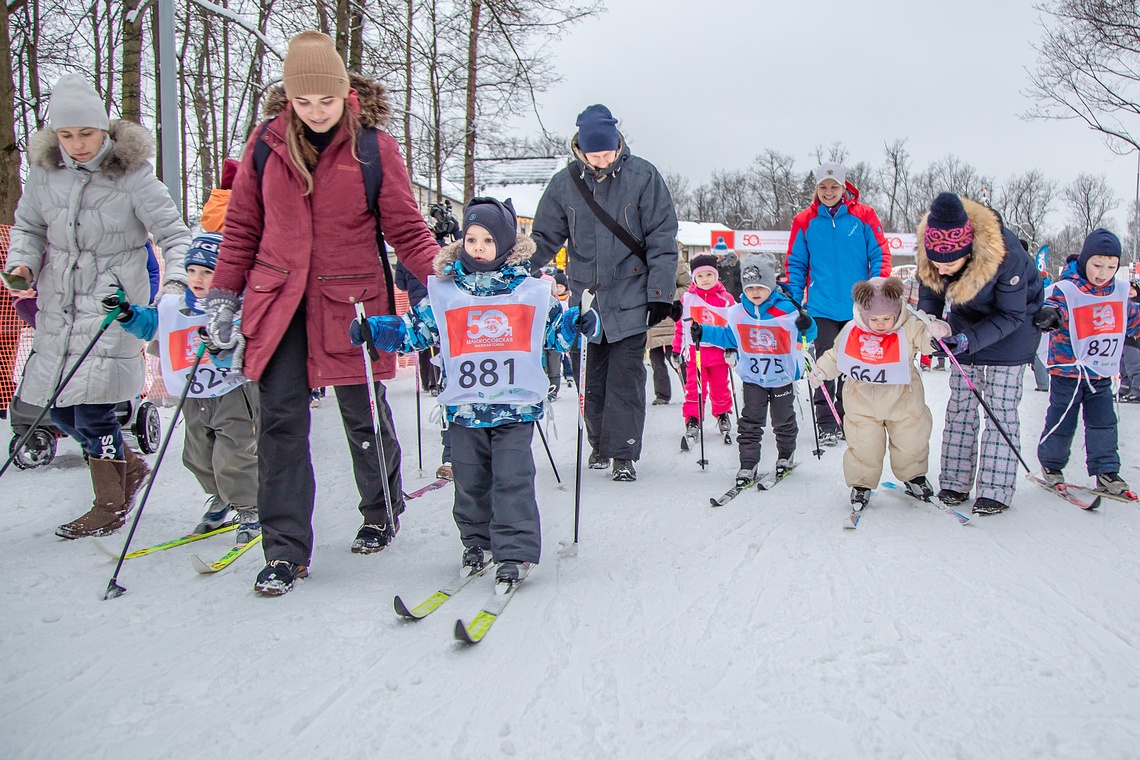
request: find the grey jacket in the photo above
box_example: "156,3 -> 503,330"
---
531,137 -> 679,343
8,120 -> 191,406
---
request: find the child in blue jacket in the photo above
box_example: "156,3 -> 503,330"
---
352,197 -> 595,584
1034,229 -> 1140,498
691,253 -> 816,488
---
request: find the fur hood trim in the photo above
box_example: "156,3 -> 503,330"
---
263,73 -> 391,128
28,120 -> 155,178
571,133 -> 629,178
433,234 -> 536,278
915,197 -> 1005,304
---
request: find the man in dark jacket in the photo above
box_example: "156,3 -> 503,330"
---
916,193 -> 1043,516
530,104 -> 679,482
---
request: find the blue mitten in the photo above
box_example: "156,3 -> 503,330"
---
349,315 -> 406,353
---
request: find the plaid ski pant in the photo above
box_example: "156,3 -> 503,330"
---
939,364 -> 1025,505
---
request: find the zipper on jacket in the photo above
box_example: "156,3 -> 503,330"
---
255,261 -> 290,275
316,274 -> 373,281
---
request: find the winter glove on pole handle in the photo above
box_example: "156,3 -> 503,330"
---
202,289 -> 241,350
104,341 -> 209,600
100,290 -> 133,323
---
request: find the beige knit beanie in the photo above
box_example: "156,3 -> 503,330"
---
282,31 -> 350,99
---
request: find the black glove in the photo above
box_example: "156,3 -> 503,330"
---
101,292 -> 132,323
669,300 -> 683,322
795,312 -> 811,332
1033,307 -> 1062,332
647,302 -> 672,327
690,321 -> 703,344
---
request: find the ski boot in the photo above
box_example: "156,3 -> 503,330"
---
351,517 -> 399,554
461,546 -> 492,575
234,506 -> 260,545
194,496 -> 233,534
495,561 -> 531,586
819,429 -> 839,447
1095,472 -> 1132,497
254,560 -> 308,596
735,466 -> 757,489
850,487 -> 871,512
547,383 -> 558,402
971,497 -> 1009,515
1041,468 -> 1065,488
903,476 -> 934,501
716,413 -> 732,444
937,488 -> 970,506
588,451 -> 610,470
774,457 -> 794,479
612,459 -> 637,482
682,417 -> 700,450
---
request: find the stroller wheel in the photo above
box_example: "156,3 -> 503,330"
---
134,402 -> 161,454
9,429 -> 58,470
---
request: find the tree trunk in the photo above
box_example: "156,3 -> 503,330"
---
404,0 -> 414,179
463,0 -> 480,202
348,0 -> 364,71
244,0 -> 275,138
121,0 -> 143,122
0,5 -> 21,223
151,2 -> 164,183
335,0 -> 350,62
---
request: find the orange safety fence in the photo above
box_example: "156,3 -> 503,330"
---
0,224 -> 414,412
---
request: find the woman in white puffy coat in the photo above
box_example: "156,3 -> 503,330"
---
4,73 -> 191,539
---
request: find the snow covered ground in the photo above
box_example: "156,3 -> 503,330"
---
4,364 -> 1140,759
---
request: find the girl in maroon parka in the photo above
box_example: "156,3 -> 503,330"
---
204,31 -> 440,595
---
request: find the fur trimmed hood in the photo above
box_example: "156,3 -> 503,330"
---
28,120 -> 155,178
915,197 -> 1005,304
571,133 -> 629,179
263,73 -> 392,128
433,233 -> 536,278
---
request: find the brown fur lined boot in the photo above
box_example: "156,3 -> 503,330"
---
123,447 -> 151,509
56,458 -> 129,539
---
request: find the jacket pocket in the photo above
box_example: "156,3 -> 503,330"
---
241,263 -> 290,339
612,255 -> 648,310
317,273 -> 383,356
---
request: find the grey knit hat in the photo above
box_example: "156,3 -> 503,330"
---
740,253 -> 777,295
48,73 -> 110,132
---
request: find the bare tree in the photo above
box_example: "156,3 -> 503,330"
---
1027,0 -> 1140,153
750,149 -> 803,229
663,171 -> 693,220
1063,172 -> 1120,233
997,169 -> 1058,252
877,139 -> 911,232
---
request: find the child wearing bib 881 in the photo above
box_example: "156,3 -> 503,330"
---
352,197 -> 596,585
810,277 -> 951,511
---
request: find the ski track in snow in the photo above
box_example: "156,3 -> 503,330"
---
3,366 -> 1140,758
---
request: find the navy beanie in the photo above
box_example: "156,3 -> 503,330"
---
575,104 -> 620,153
923,193 -> 974,263
1078,228 -> 1122,279
185,232 -> 223,270
460,197 -> 518,273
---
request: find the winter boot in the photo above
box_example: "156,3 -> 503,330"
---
685,417 -> 700,443
819,429 -> 839,447
971,497 -> 1009,515
1041,468 -> 1065,488
735,466 -> 757,489
351,517 -> 400,554
850,487 -> 871,512
495,560 -> 531,585
774,456 -> 794,478
123,447 -> 150,510
254,560 -> 308,596
588,451 -> 610,470
937,488 -> 970,506
462,546 -> 492,575
904,476 -> 934,501
56,458 -> 129,539
436,462 -> 454,481
1095,472 -> 1131,496
234,506 -> 260,544
547,383 -> 558,402
194,495 -> 233,534
716,413 -> 731,434
612,459 -> 637,482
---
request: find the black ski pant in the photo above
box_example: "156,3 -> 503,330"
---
648,345 -> 675,402
573,331 -> 648,461
451,421 -> 541,564
258,304 -> 403,566
737,381 -> 798,470
812,317 -> 847,433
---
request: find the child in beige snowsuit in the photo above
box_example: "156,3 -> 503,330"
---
810,277 -> 950,510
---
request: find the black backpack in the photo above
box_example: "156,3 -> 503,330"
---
251,122 -> 396,315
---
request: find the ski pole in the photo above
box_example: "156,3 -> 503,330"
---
801,339 -> 824,459
105,342 -> 207,599
414,350 -> 423,473
801,350 -> 843,429
729,365 -> 741,422
567,289 -> 594,554
535,421 -> 561,485
353,303 -> 398,531
1,294 -> 126,481
695,339 -> 708,469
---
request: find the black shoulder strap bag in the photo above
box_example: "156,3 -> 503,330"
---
569,168 -> 647,265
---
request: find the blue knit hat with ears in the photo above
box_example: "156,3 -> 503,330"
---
460,197 -> 518,273
1077,228 -> 1122,280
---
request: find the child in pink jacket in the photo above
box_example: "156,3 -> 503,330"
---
674,254 -> 737,444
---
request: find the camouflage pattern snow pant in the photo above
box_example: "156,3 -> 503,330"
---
939,364 -> 1025,505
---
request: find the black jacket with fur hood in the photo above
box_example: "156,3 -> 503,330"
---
915,198 -> 1043,366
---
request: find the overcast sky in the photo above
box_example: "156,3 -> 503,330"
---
515,0 -> 1139,231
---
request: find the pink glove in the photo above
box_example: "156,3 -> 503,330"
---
808,366 -> 827,389
928,318 -> 952,340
